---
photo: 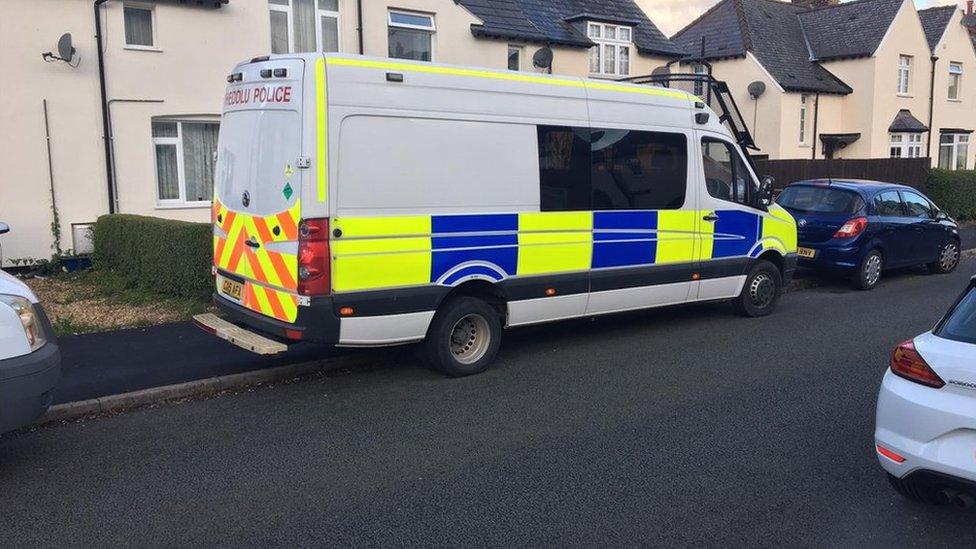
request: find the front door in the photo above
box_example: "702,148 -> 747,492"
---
900,190 -> 942,264
872,191 -> 913,267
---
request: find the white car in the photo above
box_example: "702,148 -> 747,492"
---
875,274 -> 976,509
0,223 -> 61,434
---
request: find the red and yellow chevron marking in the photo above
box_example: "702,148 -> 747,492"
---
243,281 -> 299,323
213,198 -> 302,321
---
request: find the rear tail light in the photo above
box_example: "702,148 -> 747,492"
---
297,218 -> 331,296
890,340 -> 944,388
833,216 -> 868,239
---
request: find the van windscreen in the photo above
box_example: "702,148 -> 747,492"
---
216,110 -> 301,216
775,186 -> 864,215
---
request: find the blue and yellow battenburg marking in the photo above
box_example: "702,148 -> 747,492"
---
330,208 -> 796,293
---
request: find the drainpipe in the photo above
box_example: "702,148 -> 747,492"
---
812,93 -> 820,160
927,55 -> 938,160
94,0 -> 116,213
356,0 -> 364,54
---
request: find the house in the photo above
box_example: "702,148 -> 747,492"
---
671,0 -> 976,169
1,0 -> 683,266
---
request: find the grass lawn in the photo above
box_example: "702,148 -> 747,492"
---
25,270 -> 214,337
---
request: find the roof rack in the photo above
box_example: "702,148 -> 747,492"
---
624,67 -> 758,154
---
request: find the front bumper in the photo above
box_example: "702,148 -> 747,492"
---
874,370 -> 976,483
0,341 -> 61,434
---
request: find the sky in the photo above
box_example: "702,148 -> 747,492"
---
637,0 -> 967,37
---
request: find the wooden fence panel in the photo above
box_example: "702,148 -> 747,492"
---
753,158 -> 931,191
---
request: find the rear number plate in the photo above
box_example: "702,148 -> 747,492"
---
797,247 -> 817,259
221,278 -> 244,301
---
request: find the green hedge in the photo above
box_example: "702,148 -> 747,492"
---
927,169 -> 976,221
93,214 -> 212,300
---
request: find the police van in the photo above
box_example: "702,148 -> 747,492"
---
195,53 -> 798,377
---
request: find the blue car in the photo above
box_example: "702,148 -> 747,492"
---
775,180 -> 961,290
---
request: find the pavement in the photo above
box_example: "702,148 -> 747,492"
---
49,224 -> 976,407
2,259 -> 975,546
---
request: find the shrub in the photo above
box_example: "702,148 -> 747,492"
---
93,214 -> 212,300
927,169 -> 976,221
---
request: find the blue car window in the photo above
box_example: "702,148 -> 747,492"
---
874,191 -> 904,216
936,287 -> 976,344
775,186 -> 863,214
901,192 -> 933,219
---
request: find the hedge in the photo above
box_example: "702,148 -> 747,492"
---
927,169 -> 976,221
93,214 -> 213,300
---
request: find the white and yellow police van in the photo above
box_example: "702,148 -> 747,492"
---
195,53 -> 797,377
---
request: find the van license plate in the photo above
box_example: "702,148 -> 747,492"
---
221,278 -> 244,301
797,247 -> 817,259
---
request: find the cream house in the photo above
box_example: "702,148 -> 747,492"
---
672,0 -> 976,169
1,0 -> 683,265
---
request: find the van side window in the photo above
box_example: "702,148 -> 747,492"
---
591,130 -> 687,210
538,126 -> 592,211
701,138 -> 754,206
874,191 -> 904,216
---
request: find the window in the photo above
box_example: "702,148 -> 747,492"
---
153,120 -> 219,205
701,138 -> 756,206
268,0 -> 339,54
898,55 -> 913,95
889,133 -> 923,158
123,4 -> 154,47
939,133 -> 971,170
901,191 -> 933,219
538,126 -> 592,211
388,10 -> 434,61
588,22 -> 632,78
874,191 -> 904,217
949,62 -> 963,100
776,187 -> 865,215
591,129 -> 688,210
508,45 -> 522,71
935,286 -> 976,344
799,95 -> 809,144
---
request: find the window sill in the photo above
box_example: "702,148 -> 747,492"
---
948,98 -> 963,103
896,93 -> 914,99
124,45 -> 163,53
155,202 -> 211,210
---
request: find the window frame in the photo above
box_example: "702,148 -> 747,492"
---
268,0 -> 341,54
939,133 -> 972,170
508,45 -> 523,71
700,136 -> 761,210
799,95 -> 809,145
949,62 -> 963,101
889,132 -> 923,158
122,2 -> 157,50
152,119 -> 220,208
898,55 -> 913,95
387,9 -> 435,62
588,22 -> 633,78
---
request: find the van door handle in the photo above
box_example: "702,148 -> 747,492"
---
703,213 -> 720,222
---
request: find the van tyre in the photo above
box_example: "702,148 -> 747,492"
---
854,249 -> 883,290
928,240 -> 960,274
733,260 -> 782,317
423,297 -> 502,378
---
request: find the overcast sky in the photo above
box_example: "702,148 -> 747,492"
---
637,0 -> 967,37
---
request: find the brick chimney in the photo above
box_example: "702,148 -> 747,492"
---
964,1 -> 976,36
792,0 -> 840,8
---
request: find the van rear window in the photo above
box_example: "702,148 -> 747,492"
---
936,287 -> 976,345
776,186 -> 864,215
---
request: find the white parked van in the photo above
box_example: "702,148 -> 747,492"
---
196,54 -> 797,377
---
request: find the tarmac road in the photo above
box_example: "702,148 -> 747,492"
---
2,260 -> 975,547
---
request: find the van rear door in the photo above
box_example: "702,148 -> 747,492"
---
213,58 -> 305,324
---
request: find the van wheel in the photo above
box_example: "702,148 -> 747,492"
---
733,260 -> 782,317
928,240 -> 960,274
854,250 -> 883,290
423,297 -> 502,377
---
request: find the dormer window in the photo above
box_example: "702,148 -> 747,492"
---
588,22 -> 632,78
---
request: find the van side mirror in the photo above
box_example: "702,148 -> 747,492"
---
0,222 -> 9,235
758,176 -> 775,207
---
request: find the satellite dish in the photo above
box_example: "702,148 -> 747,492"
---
57,33 -> 75,62
747,81 -> 766,99
532,46 -> 553,73
651,66 -> 671,77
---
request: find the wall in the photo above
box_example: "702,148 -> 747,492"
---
706,54 -> 784,159
930,8 -> 976,168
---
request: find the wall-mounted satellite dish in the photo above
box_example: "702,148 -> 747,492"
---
747,81 -> 766,99
43,33 -> 78,66
532,46 -> 553,74
651,66 -> 671,77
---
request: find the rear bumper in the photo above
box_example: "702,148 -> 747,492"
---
796,242 -> 862,272
0,342 -> 61,434
875,370 -> 976,484
213,293 -> 341,344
